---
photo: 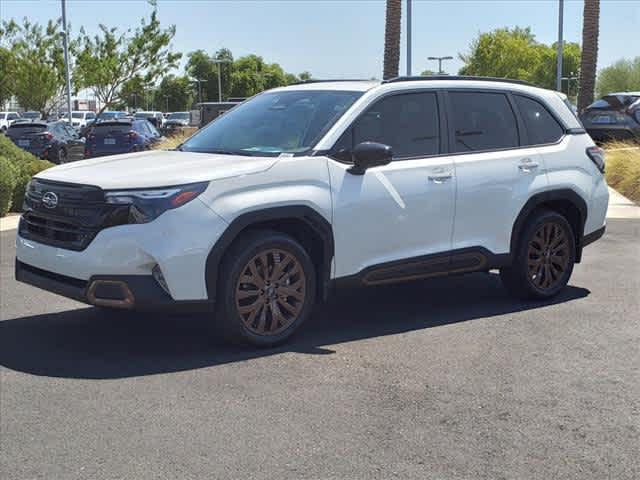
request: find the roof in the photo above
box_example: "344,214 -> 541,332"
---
272,80 -> 380,93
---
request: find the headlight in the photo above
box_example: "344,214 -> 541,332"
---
105,181 -> 209,223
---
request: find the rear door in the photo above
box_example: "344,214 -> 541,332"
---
447,90 -> 548,255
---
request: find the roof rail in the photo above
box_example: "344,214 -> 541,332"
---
292,79 -> 374,85
382,75 -> 535,87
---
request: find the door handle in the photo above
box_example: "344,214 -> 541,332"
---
518,158 -> 539,173
428,173 -> 453,183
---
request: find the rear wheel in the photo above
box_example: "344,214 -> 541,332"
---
500,210 -> 576,300
215,230 -> 316,347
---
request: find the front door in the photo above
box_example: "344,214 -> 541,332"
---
328,90 -> 456,280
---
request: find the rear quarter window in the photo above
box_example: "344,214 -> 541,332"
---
514,95 -> 564,145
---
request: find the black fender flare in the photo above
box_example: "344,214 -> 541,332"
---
205,205 -> 334,302
510,189 -> 588,261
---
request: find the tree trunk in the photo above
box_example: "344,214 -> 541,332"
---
578,0 -> 600,112
383,0 -> 402,80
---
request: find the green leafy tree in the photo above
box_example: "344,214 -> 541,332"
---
0,47 -> 14,108
531,41 -> 582,93
153,74 -> 194,111
459,27 -> 542,82
420,69 -> 436,76
0,18 -> 68,115
596,57 -> 640,97
459,27 -> 582,94
73,11 -> 181,116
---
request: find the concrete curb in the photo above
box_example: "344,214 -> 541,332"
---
607,187 -> 640,219
0,214 -> 20,232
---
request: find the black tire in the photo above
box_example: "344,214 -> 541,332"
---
214,230 -> 316,347
57,147 -> 67,164
500,209 -> 576,300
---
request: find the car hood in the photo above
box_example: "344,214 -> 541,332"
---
36,150 -> 279,189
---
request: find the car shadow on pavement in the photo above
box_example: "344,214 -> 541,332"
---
0,272 -> 589,379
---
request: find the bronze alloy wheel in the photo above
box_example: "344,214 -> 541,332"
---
527,221 -> 570,290
235,249 -> 306,336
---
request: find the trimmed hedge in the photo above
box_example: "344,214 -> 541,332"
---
0,156 -> 17,216
0,135 -> 54,216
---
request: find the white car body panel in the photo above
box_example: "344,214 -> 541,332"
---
451,145 -> 548,254
36,150 -> 279,189
328,155 -> 455,277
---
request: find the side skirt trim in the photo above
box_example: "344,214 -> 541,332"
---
333,247 -> 511,288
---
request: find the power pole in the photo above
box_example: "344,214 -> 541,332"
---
556,0 -> 564,91
61,0 -> 73,123
213,59 -> 231,103
406,0 -> 412,76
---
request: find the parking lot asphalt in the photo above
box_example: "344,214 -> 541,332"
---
1,219 -> 639,480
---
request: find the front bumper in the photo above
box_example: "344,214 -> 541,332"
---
15,197 -> 228,302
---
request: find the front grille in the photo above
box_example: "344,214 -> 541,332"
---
19,179 -> 129,251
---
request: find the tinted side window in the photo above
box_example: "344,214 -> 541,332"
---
514,95 -> 564,145
352,92 -> 440,159
449,92 -> 518,152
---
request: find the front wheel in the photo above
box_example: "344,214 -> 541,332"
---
500,210 -> 576,300
215,230 -> 316,347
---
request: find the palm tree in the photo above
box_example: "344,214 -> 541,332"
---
578,0 -> 600,111
383,0 -> 402,80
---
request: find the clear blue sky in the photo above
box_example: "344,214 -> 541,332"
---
2,0 -> 638,79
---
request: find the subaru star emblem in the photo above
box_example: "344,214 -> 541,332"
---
42,191 -> 59,209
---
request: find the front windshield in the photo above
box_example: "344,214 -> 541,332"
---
169,112 -> 189,120
134,112 -> 152,118
181,90 -> 362,156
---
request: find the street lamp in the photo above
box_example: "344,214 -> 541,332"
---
164,95 -> 170,112
557,0 -> 564,91
213,59 -> 232,103
427,56 -> 454,75
191,78 -> 207,104
60,0 -> 73,125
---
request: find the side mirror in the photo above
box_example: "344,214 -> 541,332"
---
348,142 -> 393,175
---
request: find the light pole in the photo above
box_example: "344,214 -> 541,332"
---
164,95 -> 169,112
60,0 -> 73,124
406,0 -> 412,76
556,0 -> 564,91
213,59 -> 231,103
427,56 -> 453,74
191,78 -> 206,104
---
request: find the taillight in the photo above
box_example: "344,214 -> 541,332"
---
127,131 -> 138,140
40,132 -> 53,141
586,146 -> 605,173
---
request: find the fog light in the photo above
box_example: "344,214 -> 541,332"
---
152,264 -> 171,296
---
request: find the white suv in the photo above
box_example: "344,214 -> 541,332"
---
15,78 -> 609,346
0,111 -> 21,131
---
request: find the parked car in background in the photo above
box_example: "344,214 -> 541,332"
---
133,111 -> 165,129
22,111 -> 42,122
61,111 -> 97,130
96,111 -> 128,123
6,121 -> 85,163
161,111 -> 190,135
0,111 -> 21,132
84,119 -> 162,158
580,92 -> 640,142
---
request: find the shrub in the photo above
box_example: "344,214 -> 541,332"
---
604,141 -> 640,203
0,156 -> 18,216
0,134 -> 55,213
11,159 -> 55,211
